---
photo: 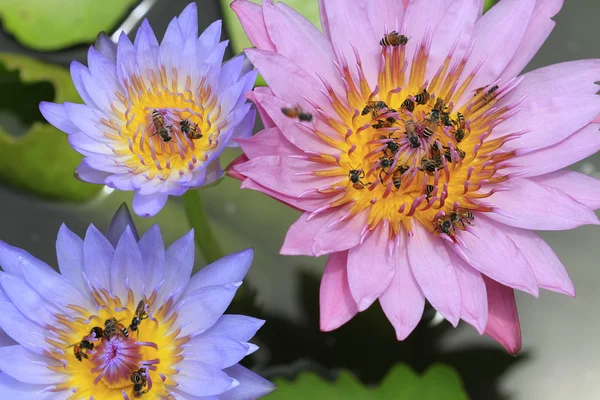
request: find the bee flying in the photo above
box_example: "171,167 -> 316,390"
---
379,31 -> 409,47
281,106 -> 313,122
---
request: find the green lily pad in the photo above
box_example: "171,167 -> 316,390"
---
0,53 -> 101,201
0,0 -> 137,51
269,364 -> 469,399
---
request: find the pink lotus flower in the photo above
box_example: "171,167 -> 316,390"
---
229,0 -> 600,354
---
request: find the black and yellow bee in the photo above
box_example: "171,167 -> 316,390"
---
379,31 -> 409,47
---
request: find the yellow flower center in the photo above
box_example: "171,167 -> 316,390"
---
104,68 -> 225,179
306,37 -> 519,242
44,288 -> 188,399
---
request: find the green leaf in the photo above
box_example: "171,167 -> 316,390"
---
0,53 -> 101,201
269,364 -> 469,399
483,0 -> 498,12
0,0 -> 137,51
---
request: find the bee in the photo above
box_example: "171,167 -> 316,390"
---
372,119 -> 392,129
398,165 -> 410,174
405,120 -> 421,148
129,300 -> 149,336
379,156 -> 394,169
361,101 -> 388,117
441,112 -> 453,126
434,217 -> 455,236
451,209 -> 474,225
349,167 -> 369,190
104,318 -> 129,339
420,156 -> 442,174
281,106 -> 313,122
422,120 -> 436,138
379,31 -> 409,47
474,85 -> 499,103
391,166 -> 406,189
425,184 -> 435,200
429,98 -> 444,124
180,119 -> 202,140
414,89 -> 430,105
131,368 -> 148,397
151,109 -> 172,142
401,98 -> 415,112
455,112 -> 466,129
454,129 -> 465,143
73,339 -> 94,362
380,135 -> 400,154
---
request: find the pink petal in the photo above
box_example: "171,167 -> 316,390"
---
483,277 -> 522,355
230,0 -> 276,51
281,211 -> 332,256
262,1 -> 343,95
244,49 -> 335,115
365,0 -> 405,38
379,234 -> 425,340
505,123 -> 600,178
236,127 -> 299,159
318,0 -> 331,40
500,0 -> 564,79
448,251 -> 488,334
493,94 -> 600,152
407,222 -> 461,326
251,91 -> 341,155
240,178 -> 341,213
321,0 -> 379,87
501,224 -> 574,296
484,178 -> 599,230
425,0 -> 480,80
313,208 -> 369,256
246,87 -> 276,128
532,170 -> 600,210
347,224 -> 395,311
454,216 -> 539,296
233,155 -> 344,198
320,251 -> 358,331
460,0 -> 535,97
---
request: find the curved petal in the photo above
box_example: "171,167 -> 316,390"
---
484,178 -> 599,230
454,216 -> 538,296
0,346 -> 68,385
319,251 -> 358,331
0,301 -> 51,354
0,240 -> 54,277
201,315 -> 265,343
505,123 -> 600,178
532,170 -> 600,210
500,0 -> 564,79
460,0 -> 535,94
347,223 -> 395,311
56,225 -> 88,297
185,249 -> 253,294
106,203 -> 139,247
407,222 -> 461,326
483,277 -> 522,355
83,224 -> 113,291
236,127 -> 300,159
39,102 -> 79,135
95,32 -> 117,64
365,0 -> 405,38
448,252 -> 488,334
74,159 -> 110,184
172,360 -> 238,396
313,208 -> 369,256
322,0 -> 379,87
379,234 -> 425,340
501,225 -> 574,296
110,226 -> 145,303
231,0 -> 276,51
156,230 -> 195,305
137,224 -> 165,296
0,274 -> 58,327
177,284 -> 241,337
234,155 -> 344,198
262,1 -> 343,94
219,364 -> 276,400
132,192 -> 169,218
184,336 -> 249,369
281,211 -> 331,256
0,373 -> 59,400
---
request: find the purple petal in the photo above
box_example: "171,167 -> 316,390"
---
379,235 -> 425,340
453,216 -> 539,296
110,226 -> 144,302
184,336 -> 250,369
106,203 -> 139,247
177,2 -> 198,40
95,32 -> 117,63
56,224 -> 88,296
137,225 -> 165,296
0,274 -> 58,326
177,284 -> 241,337
219,364 -> 276,400
202,315 -> 264,343
155,230 -> 195,304
172,360 -> 238,397
407,222 -> 461,326
319,251 -> 358,331
0,240 -> 54,277
83,224 -> 114,291
0,301 -> 50,354
74,160 -> 110,184
39,102 -> 79,135
0,346 -> 68,384
131,192 -> 169,218
484,178 -> 599,230
185,249 -> 253,294
0,373 -> 59,400
347,223 -> 395,311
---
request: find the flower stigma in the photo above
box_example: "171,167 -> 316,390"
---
292,30 -> 524,246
